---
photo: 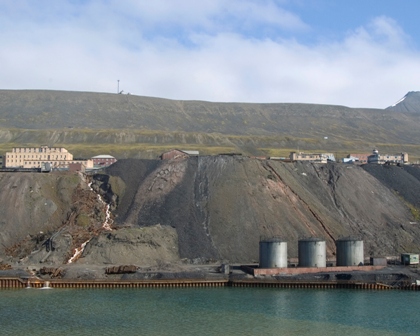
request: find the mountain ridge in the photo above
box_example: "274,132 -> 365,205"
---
386,91 -> 420,113
1,89 -> 420,159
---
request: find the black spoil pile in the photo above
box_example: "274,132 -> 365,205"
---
100,158 -> 222,261
105,158 -> 161,186
362,164 -> 420,208
104,159 -> 162,220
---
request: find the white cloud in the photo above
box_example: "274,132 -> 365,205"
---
114,0 -> 307,35
0,1 -> 419,108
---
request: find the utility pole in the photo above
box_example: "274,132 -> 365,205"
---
117,80 -> 120,94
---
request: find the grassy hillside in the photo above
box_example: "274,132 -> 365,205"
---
1,128 -> 420,161
1,90 -> 420,160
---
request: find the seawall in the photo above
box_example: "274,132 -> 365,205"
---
1,277 -> 419,291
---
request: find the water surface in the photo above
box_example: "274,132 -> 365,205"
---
0,287 -> 418,335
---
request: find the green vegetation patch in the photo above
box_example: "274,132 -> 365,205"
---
394,192 -> 420,222
407,203 -> 420,222
2,127 -> 420,162
76,213 -> 91,228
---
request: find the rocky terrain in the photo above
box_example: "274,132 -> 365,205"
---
387,91 -> 420,114
1,157 -> 420,281
101,157 -> 420,261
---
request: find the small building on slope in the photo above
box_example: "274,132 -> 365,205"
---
160,149 -> 199,160
91,155 -> 117,168
289,152 -> 335,163
367,149 -> 408,164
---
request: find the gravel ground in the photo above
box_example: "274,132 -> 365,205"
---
362,164 -> 420,208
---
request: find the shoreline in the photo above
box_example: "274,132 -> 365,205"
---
1,263 -> 420,290
1,277 -> 419,290
1,262 -> 419,290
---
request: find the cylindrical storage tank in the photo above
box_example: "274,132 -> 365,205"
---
336,238 -> 364,266
298,238 -> 326,267
259,238 -> 287,268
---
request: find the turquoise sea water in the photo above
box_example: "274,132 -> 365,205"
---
0,287 -> 419,335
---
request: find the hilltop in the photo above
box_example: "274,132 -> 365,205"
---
387,91 -> 420,113
1,90 -> 420,159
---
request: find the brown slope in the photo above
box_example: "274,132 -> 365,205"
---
0,171 -> 106,264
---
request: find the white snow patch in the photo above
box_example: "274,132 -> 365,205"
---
391,95 -> 406,107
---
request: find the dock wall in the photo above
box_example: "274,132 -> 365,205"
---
0,277 -> 419,290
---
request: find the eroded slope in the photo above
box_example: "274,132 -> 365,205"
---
1,157 -> 419,267
104,157 -> 419,263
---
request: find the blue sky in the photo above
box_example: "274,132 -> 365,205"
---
1,0 -> 419,108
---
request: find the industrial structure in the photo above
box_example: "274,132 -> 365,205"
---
342,153 -> 370,164
335,238 -> 364,266
289,152 -> 335,163
3,145 -> 93,170
401,253 -> 419,265
91,155 -> 117,168
256,236 -> 369,272
259,237 -> 288,268
256,236 -> 420,275
298,238 -> 326,268
367,149 -> 408,164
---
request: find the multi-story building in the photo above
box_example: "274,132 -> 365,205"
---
4,145 -> 93,169
342,153 -> 370,164
367,149 -> 408,164
289,152 -> 335,163
91,155 -> 117,167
